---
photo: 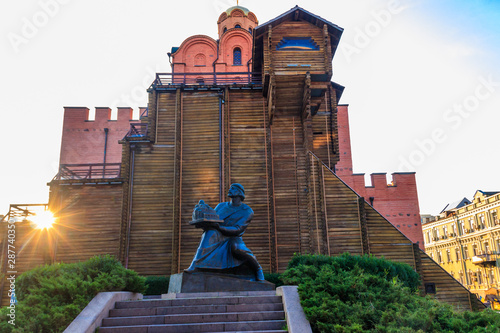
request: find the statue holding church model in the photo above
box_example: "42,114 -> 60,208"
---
186,183 -> 265,282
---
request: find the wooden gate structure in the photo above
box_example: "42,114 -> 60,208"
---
0,6 -> 483,310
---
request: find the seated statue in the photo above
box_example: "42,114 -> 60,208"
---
186,183 -> 265,281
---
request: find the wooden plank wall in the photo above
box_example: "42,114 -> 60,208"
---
50,185 -> 123,263
271,21 -> 327,74
125,91 -> 176,275
271,75 -> 311,271
0,221 -> 49,306
178,92 -> 221,271
308,153 -> 483,311
226,90 -> 271,272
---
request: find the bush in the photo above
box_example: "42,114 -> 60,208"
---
0,255 -> 146,333
282,253 -> 500,333
144,276 -> 170,295
264,272 -> 284,287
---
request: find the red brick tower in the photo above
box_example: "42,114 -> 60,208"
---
336,104 -> 424,247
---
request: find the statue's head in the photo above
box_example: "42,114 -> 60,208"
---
228,183 -> 245,201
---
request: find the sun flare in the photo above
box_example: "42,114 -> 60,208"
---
32,211 -> 56,230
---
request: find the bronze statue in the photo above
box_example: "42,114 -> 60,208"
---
186,183 -> 265,281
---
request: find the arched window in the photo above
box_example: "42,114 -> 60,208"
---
248,27 -> 253,34
223,27 -> 227,33
233,48 -> 242,65
235,24 -> 241,28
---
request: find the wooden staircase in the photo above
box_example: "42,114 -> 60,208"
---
99,291 -> 287,332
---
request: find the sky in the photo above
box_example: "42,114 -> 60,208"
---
0,0 -> 499,216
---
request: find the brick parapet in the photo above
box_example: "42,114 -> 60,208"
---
59,107 -> 140,166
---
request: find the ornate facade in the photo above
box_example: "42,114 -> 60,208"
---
423,190 -> 500,299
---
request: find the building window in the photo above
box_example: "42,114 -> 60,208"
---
452,224 -> 457,236
437,251 -> 443,263
235,24 -> 241,28
426,231 -> 431,243
460,220 -> 465,235
464,246 -> 469,259
455,247 -> 461,261
248,27 -> 253,34
233,47 -> 242,65
489,270 -> 495,284
484,242 -> 490,254
469,218 -> 475,232
443,226 -> 448,238
492,211 -> 498,225
435,228 -> 440,240
480,215 -> 485,229
459,271 -> 464,284
223,27 -> 227,33
477,270 -> 483,285
472,244 -> 479,256
446,249 -> 451,262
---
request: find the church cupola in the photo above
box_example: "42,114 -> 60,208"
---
217,5 -> 258,38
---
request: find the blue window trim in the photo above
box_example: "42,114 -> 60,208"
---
276,37 -> 320,51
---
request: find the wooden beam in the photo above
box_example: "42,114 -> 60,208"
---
171,89 -> 182,275
357,197 -> 370,255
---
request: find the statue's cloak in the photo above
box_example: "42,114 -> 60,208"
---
187,202 -> 255,270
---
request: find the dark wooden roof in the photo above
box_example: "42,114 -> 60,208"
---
252,5 -> 344,73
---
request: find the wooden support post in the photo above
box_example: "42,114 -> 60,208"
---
302,72 -> 311,118
224,87 -> 231,196
171,89 -> 183,275
269,122 -> 278,272
292,119 -> 302,253
320,165 -> 331,256
323,25 -> 332,76
357,197 -> 370,255
412,243 -> 426,295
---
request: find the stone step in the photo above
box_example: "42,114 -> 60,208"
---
99,319 -> 287,333
110,302 -> 284,317
165,290 -> 277,299
115,295 -> 282,309
102,310 -> 285,326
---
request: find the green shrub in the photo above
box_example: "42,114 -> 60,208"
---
144,276 -> 170,295
0,255 -> 146,333
264,272 -> 284,287
282,253 -> 500,333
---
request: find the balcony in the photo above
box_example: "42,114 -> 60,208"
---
472,253 -> 499,266
52,163 -> 121,181
152,72 -> 263,87
124,123 -> 148,140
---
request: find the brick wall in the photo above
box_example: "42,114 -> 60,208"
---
59,107 -> 142,165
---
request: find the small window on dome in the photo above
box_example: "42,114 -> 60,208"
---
235,24 -> 241,28
249,27 -> 253,34
223,27 -> 227,33
233,48 -> 242,65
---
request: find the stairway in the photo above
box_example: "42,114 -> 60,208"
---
99,291 -> 287,332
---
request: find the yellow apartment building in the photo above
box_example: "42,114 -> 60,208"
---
423,190 -> 500,300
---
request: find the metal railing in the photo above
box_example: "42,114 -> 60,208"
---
153,72 -> 263,86
124,123 -> 148,139
53,163 -> 121,180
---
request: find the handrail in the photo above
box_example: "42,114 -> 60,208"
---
53,163 -> 122,181
154,71 -> 263,86
124,123 -> 148,139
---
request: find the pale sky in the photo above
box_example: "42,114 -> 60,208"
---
1,0 -> 499,216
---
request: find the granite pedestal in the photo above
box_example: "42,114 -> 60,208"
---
168,271 -> 275,294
